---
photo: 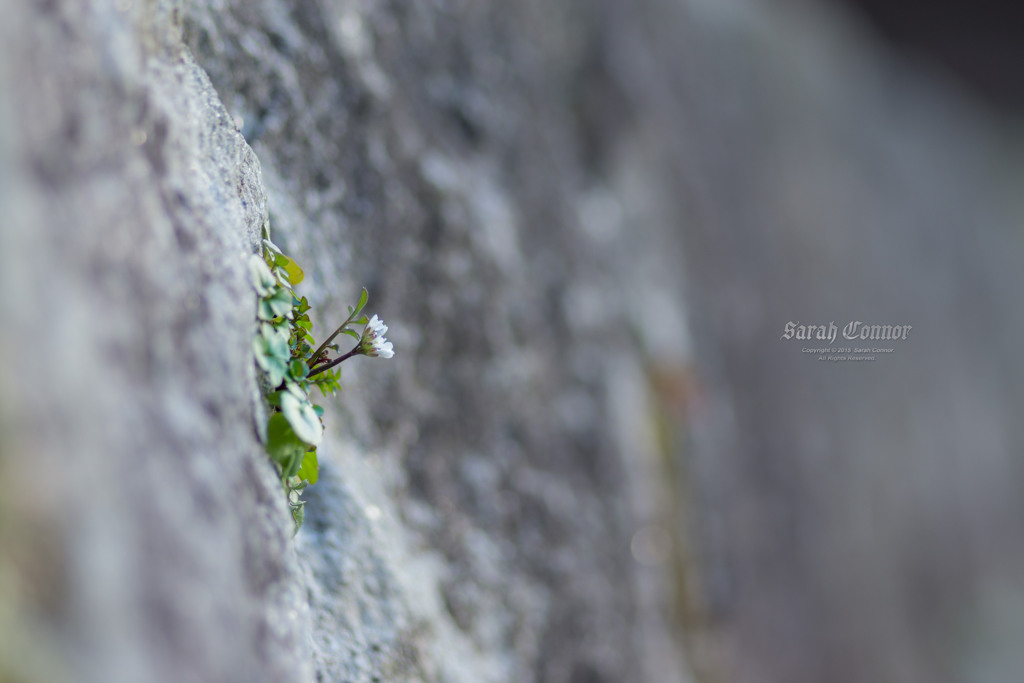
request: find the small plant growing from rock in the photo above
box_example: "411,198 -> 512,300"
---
250,223 -> 392,531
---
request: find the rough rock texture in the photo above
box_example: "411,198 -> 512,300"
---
181,1 -> 692,682
1,1 -> 1022,683
0,3 -> 310,683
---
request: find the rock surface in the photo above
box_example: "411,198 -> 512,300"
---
1,1 -> 1022,683
0,3 -> 308,682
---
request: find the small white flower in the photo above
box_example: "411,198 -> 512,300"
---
360,314 -> 394,358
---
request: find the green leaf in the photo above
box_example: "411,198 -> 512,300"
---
267,412 -> 302,446
342,328 -> 361,341
291,502 -> 305,533
273,253 -> 305,285
313,370 -> 341,397
273,268 -> 295,291
268,361 -> 287,387
265,288 -> 294,319
266,413 -> 307,477
258,299 -> 276,321
280,391 -> 323,445
261,323 -> 290,359
354,287 -> 368,315
253,338 -> 288,387
249,256 -> 277,297
289,359 -> 310,380
312,404 -> 325,417
282,381 -> 305,400
297,449 -> 319,485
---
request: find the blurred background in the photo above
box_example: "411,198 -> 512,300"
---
1,0 -> 1023,682
654,2 -> 1024,682
629,1 -> 1024,682
841,0 -> 1024,110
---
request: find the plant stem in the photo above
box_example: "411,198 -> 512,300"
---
307,344 -> 361,378
310,314 -> 356,365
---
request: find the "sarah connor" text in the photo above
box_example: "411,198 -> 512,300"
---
781,321 -> 912,345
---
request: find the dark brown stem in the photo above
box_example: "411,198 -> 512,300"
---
310,314 -> 358,366
307,344 -> 361,378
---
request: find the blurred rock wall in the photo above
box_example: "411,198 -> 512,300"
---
617,4 -> 1024,683
1,1 -> 1022,683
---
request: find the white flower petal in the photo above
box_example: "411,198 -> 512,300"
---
359,313 -> 394,358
